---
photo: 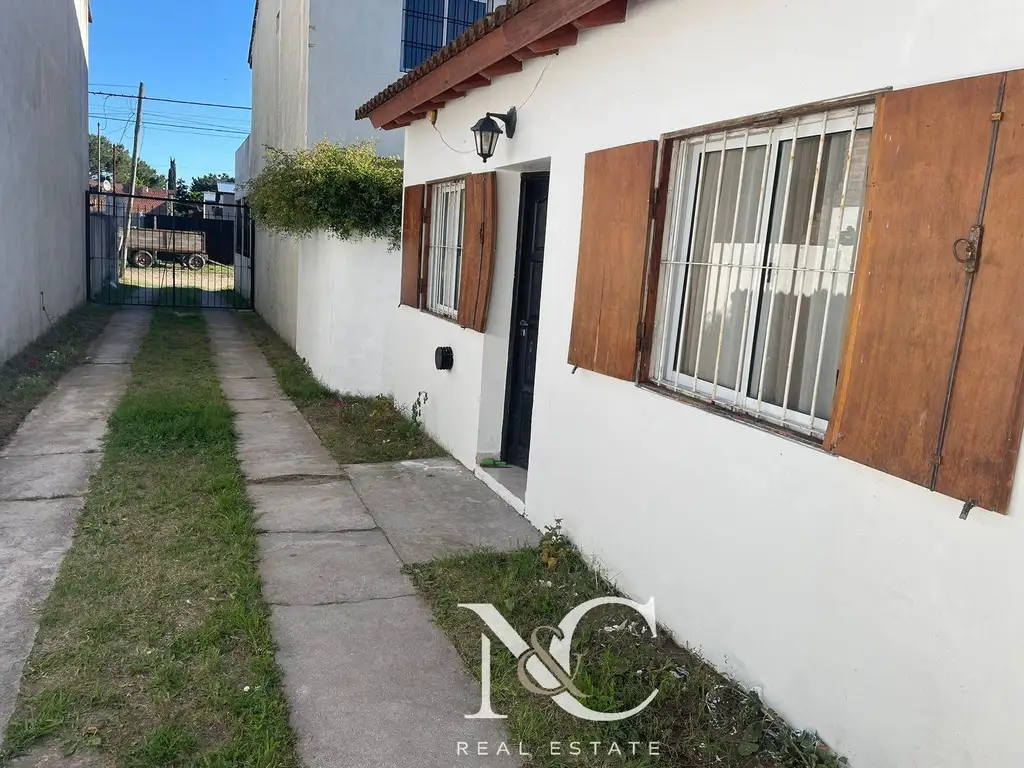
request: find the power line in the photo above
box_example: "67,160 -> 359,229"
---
89,90 -> 252,111
90,107 -> 252,130
89,114 -> 249,136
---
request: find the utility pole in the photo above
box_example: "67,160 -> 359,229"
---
119,82 -> 145,277
96,122 -> 102,189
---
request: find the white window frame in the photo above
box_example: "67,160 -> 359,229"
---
425,178 -> 466,320
650,104 -> 875,438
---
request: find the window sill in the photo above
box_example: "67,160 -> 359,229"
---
419,307 -> 483,333
636,381 -> 829,454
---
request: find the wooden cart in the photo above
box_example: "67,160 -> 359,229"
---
126,228 -> 208,270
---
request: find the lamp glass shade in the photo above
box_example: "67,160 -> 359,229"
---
471,115 -> 503,162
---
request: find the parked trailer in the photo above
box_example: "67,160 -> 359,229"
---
125,228 -> 208,270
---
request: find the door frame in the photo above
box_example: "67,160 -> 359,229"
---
500,171 -> 550,463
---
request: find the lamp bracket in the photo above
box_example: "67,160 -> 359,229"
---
486,107 -> 517,139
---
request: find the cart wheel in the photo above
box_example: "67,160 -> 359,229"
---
186,254 -> 206,271
127,251 -> 139,268
134,250 -> 155,269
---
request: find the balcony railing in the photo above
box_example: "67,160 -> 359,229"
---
401,0 -> 505,72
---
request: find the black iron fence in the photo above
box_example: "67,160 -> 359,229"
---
87,190 -> 255,309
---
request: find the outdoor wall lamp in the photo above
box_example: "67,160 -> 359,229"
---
471,107 -> 517,163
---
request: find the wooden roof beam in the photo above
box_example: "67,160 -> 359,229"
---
423,90 -> 466,110
527,23 -> 579,53
513,47 -> 558,61
452,74 -> 492,92
481,56 -> 523,78
383,115 -> 414,130
573,0 -> 628,29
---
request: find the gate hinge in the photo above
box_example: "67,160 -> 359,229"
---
953,224 -> 983,274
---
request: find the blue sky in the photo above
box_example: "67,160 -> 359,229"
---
88,0 -> 254,183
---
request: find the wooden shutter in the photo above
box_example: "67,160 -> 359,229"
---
458,172 -> 497,332
935,69 -> 1024,511
567,140 -> 657,380
400,184 -> 425,307
829,70 -> 1024,512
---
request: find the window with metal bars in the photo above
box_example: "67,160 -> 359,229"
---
400,0 -> 498,72
426,178 -> 466,319
650,104 -> 875,437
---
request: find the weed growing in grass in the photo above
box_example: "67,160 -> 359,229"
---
239,313 -> 445,464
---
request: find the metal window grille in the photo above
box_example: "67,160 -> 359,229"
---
401,0 -> 503,72
650,104 -> 875,437
426,179 -> 466,319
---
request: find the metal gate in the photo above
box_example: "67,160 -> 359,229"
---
87,190 -> 255,309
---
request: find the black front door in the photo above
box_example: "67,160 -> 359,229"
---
504,173 -> 548,469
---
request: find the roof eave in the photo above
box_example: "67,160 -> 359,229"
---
357,0 -> 629,130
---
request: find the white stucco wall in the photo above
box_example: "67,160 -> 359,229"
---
234,135 -> 251,190
391,1 -> 1024,766
308,0 -> 404,159
0,0 -> 89,363
295,234 -> 399,397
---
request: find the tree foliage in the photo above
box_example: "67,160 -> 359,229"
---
244,141 -> 403,248
190,173 -> 234,195
89,134 -> 165,189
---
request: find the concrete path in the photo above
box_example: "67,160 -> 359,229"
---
205,312 -> 538,768
0,308 -> 151,735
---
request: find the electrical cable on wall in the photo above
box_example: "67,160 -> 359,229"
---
432,121 -> 476,154
516,57 -> 552,111
431,55 -> 552,154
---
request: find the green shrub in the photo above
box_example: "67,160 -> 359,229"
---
244,140 -> 403,249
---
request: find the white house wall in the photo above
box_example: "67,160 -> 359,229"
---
0,0 -> 89,363
394,0 -> 1024,765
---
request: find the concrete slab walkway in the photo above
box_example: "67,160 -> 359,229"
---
204,312 -> 538,768
0,308 -> 151,735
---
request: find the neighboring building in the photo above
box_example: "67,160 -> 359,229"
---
344,1 -> 1022,766
0,0 -> 91,363
203,182 -> 237,220
238,0 -> 407,351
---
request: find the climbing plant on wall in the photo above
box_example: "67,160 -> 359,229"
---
245,140 -> 403,249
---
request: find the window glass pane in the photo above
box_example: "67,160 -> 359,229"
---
402,0 -> 444,71
427,179 -> 465,318
449,0 -> 487,37
749,128 -> 872,418
677,144 -> 767,391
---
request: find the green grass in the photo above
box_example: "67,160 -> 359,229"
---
240,313 -> 445,464
407,527 -> 847,768
0,303 -> 113,448
0,312 -> 298,767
